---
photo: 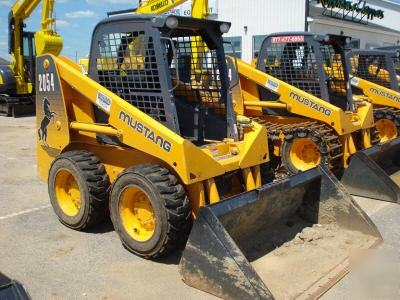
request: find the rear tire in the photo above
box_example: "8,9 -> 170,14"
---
48,151 -> 110,230
110,164 -> 191,258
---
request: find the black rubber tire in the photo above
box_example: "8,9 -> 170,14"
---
110,164 -> 191,259
48,151 -> 110,230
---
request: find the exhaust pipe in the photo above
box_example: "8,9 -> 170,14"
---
179,167 -> 381,299
341,137 -> 400,203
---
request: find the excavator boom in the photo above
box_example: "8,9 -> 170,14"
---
135,0 -> 209,18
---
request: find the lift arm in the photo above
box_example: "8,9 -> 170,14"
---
234,58 -> 374,135
350,76 -> 400,109
9,0 -> 62,94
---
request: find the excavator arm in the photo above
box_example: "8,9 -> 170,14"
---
136,0 -> 209,70
8,0 -> 62,95
79,0 -> 210,74
135,0 -> 209,18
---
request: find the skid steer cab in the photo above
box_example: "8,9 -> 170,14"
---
36,15 -> 381,299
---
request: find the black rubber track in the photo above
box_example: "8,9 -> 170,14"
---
49,151 -> 110,230
110,164 -> 191,259
280,125 -> 342,175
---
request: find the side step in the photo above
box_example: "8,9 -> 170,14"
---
179,167 -> 381,299
341,137 -> 400,203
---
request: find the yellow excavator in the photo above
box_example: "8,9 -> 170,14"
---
5,0 -> 376,298
0,0 -> 62,117
233,32 -> 400,204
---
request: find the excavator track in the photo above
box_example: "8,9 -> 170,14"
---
252,118 -> 344,176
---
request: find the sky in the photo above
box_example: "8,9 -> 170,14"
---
0,0 -> 140,61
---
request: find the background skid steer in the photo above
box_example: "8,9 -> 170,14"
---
328,40 -> 400,203
346,49 -> 400,142
234,32 -> 400,203
35,14 -> 381,299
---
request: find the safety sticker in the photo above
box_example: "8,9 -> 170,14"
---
350,77 -> 360,87
266,79 -> 279,92
96,91 -> 112,112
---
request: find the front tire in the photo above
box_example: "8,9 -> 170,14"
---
48,151 -> 110,230
110,164 -> 191,258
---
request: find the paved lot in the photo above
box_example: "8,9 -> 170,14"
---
0,116 -> 399,299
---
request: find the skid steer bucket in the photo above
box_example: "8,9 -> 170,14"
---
179,167 -> 381,300
341,137 -> 400,204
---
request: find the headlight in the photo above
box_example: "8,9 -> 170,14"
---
166,16 -> 179,29
220,23 -> 231,34
345,37 -> 351,44
324,35 -> 330,42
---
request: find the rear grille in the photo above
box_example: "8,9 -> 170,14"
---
261,42 -> 323,98
349,54 -> 392,89
96,31 -> 166,122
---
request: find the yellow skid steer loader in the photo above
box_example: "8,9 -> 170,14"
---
36,15 -> 380,299
347,49 -> 400,142
231,32 -> 400,204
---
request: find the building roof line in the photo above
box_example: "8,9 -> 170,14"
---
309,16 -> 400,37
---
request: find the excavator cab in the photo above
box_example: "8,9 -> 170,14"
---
0,11 -> 36,116
88,14 -> 236,145
21,31 -> 36,87
7,12 -> 36,91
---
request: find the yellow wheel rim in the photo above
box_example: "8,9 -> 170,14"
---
376,119 -> 398,143
289,138 -> 321,171
54,170 -> 81,217
119,186 -> 156,242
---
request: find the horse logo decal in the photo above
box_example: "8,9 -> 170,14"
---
38,97 -> 56,147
